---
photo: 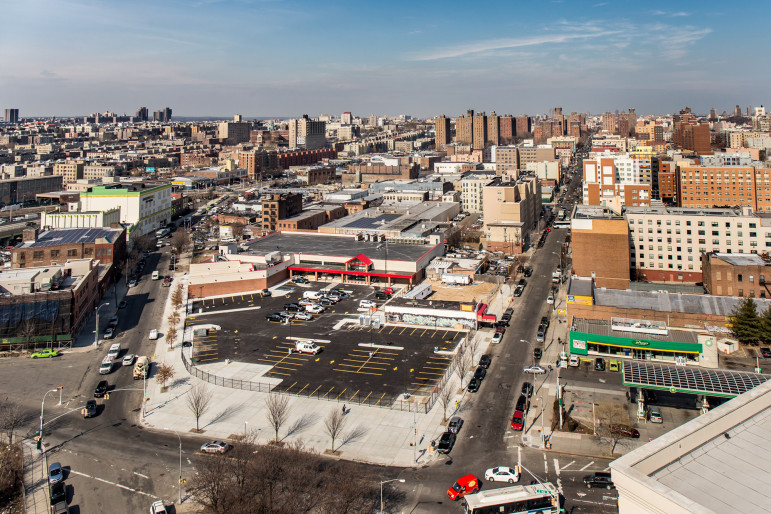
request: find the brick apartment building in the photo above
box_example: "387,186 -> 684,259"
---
435,115 -> 451,150
673,108 -> 711,155
702,252 -> 771,298
341,163 -> 419,186
276,148 -> 336,170
11,227 -> 127,268
261,193 -> 302,233
276,204 -> 346,231
570,206 -> 631,289
482,176 -> 542,254
679,164 -> 771,211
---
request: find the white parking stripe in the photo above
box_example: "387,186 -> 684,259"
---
553,458 -> 563,494
69,470 -> 158,498
561,460 -> 575,470
543,453 -> 548,474
517,446 -> 522,467
579,461 -> 595,471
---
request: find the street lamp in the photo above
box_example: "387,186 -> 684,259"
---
165,428 -> 183,505
380,478 -> 405,513
39,388 -> 60,453
94,302 -> 110,347
520,339 -> 536,367
536,396 -> 544,448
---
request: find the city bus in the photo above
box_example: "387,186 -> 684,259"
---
461,482 -> 560,514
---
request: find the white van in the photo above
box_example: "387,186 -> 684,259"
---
295,341 -> 321,355
569,354 -> 580,367
149,329 -> 159,340
359,299 -> 376,310
152,271 -> 160,280
303,291 -> 324,300
107,343 -> 121,359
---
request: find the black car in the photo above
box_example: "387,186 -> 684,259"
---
318,297 -> 335,306
642,389 -> 658,404
265,313 -> 284,323
521,382 -> 533,398
513,286 -> 524,297
473,366 -> 486,381
94,380 -> 109,398
761,347 -> 771,358
583,472 -> 614,489
374,291 -> 390,300
501,312 -> 512,323
284,303 -> 303,312
495,325 -> 506,335
182,341 -> 193,347
594,358 -> 606,371
50,481 -> 66,505
436,431 -> 456,454
524,267 -> 533,277
496,319 -> 509,328
292,276 -> 308,284
540,316 -> 550,328
467,377 -> 481,393
533,348 -> 542,360
518,278 -> 527,287
515,394 -> 530,412
479,354 -> 492,368
83,399 -> 97,418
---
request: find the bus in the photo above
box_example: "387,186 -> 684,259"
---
462,482 -> 560,514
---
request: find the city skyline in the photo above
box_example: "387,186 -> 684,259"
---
2,0 -> 768,118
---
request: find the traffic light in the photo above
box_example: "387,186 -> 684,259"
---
104,393 -> 110,400
36,438 -> 41,450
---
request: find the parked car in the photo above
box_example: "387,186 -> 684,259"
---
521,382 -> 533,398
594,358 -> 606,371
546,293 -> 554,304
485,466 -> 520,484
149,329 -> 159,340
293,311 -> 313,321
473,366 -> 486,381
513,285 -> 524,297
150,500 -> 168,514
584,472 -> 614,489
265,313 -> 284,323
278,311 -> 295,320
479,354 -> 492,368
447,416 -> 463,434
48,462 -> 64,484
611,424 -> 640,438
515,394 -> 530,412
49,481 -> 66,506
436,431 -> 456,454
284,303 -> 303,312
128,279 -> 138,288
510,410 -> 525,431
500,313 -> 512,324
83,399 -> 97,418
295,341 -> 321,354
536,326 -> 545,343
30,349 -> 60,359
200,440 -> 232,454
761,347 -> 771,358
523,364 -> 547,374
648,406 -> 663,424
122,354 -> 135,366
518,278 -> 527,287
103,327 -> 115,339
467,377 -> 481,392
540,316 -> 550,329
533,348 -> 542,360
94,380 -> 109,398
305,304 -> 324,314
524,267 -> 533,277
495,325 -> 506,335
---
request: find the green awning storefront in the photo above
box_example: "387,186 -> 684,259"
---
570,330 -> 702,356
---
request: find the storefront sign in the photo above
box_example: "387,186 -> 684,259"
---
634,340 -> 650,347
573,339 -> 586,350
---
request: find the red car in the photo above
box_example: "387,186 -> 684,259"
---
511,410 -> 524,431
447,474 -> 480,501
382,287 -> 395,295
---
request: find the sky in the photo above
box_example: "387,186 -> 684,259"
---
1,0 -> 769,118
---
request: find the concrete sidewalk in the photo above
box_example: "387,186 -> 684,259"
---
69,274 -> 130,352
22,441 -> 50,514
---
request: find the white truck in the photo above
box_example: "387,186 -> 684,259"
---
152,270 -> 160,280
133,356 -> 150,380
441,273 -> 472,285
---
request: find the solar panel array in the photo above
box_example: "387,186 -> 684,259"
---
343,213 -> 400,230
31,228 -> 119,247
623,361 -> 771,396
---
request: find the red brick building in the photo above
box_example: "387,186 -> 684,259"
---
702,252 -> 771,298
12,227 -> 126,268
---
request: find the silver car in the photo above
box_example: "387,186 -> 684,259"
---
447,416 -> 463,434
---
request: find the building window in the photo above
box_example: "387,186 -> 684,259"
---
738,274 -> 743,282
33,251 -> 43,259
50,250 -> 59,258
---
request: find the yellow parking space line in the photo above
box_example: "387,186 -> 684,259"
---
322,386 -> 335,398
422,365 -> 448,371
284,381 -> 298,392
309,385 -> 322,397
273,365 -> 302,371
333,369 -> 382,376
361,391 -> 373,403
400,327 -> 406,335
428,356 -> 452,361
416,371 -> 445,376
348,389 -> 360,401
198,357 -> 218,362
267,370 -> 290,376
374,392 -> 387,405
420,329 -> 427,337
410,328 -> 417,335
388,327 -> 396,334
335,388 -> 347,400
442,330 -> 449,339
296,383 -> 309,395
240,295 -> 244,301
250,294 -> 254,301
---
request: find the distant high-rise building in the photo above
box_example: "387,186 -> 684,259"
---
673,107 -> 711,155
368,114 -> 377,126
515,115 -> 531,136
435,115 -> 451,150
734,105 -> 742,117
486,111 -> 500,147
4,108 -> 19,123
455,110 -> 474,145
709,108 -> 718,121
341,111 -> 352,125
135,107 -> 148,121
499,115 -> 514,144
153,107 -> 172,122
472,111 -> 487,150
288,114 -> 326,149
602,111 -> 617,133
218,115 -> 252,145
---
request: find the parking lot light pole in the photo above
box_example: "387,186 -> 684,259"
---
94,302 -> 110,347
380,478 -> 405,513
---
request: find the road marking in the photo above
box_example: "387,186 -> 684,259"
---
560,460 -> 575,470
335,388 -> 347,400
134,471 -> 149,479
579,461 -> 595,471
543,453 -> 548,474
571,499 -> 617,507
308,385 -> 322,397
603,466 -> 610,472
517,446 -> 521,466
553,458 -> 563,494
69,470 -> 158,498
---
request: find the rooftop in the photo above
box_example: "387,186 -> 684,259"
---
594,287 -> 771,317
244,232 -> 437,262
15,227 -> 124,248
711,252 -> 768,267
572,318 -> 699,344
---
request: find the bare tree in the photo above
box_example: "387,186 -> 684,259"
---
132,234 -> 154,254
166,326 -> 178,349
595,400 -> 631,455
438,385 -> 454,423
171,284 -> 184,309
323,407 -> 348,451
265,393 -> 290,443
18,317 -> 37,347
170,229 -> 191,255
186,383 -> 213,432
231,223 -> 246,240
0,399 -> 30,445
453,349 -> 471,390
155,363 -> 175,391
167,310 -> 181,330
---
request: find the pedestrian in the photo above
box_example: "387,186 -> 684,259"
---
342,404 -> 346,415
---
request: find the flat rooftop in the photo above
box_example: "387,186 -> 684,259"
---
594,287 -> 771,316
572,318 -> 699,344
610,380 -> 771,513
712,252 -> 768,267
244,232 -> 437,262
15,227 -> 123,248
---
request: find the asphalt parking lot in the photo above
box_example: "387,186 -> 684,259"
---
186,281 -> 466,405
